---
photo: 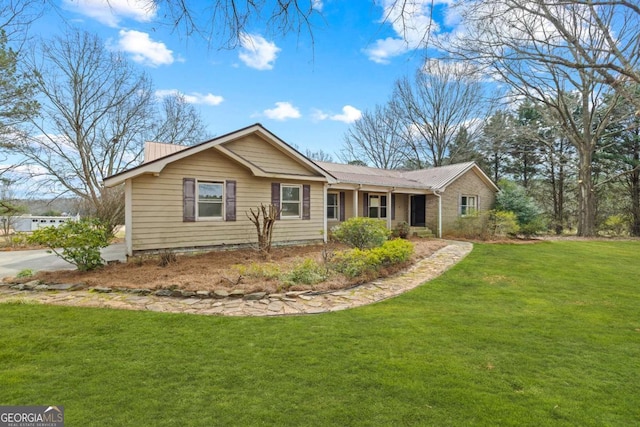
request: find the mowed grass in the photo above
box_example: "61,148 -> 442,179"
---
1,241 -> 639,426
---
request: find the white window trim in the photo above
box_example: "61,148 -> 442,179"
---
327,192 -> 339,220
196,180 -> 225,221
368,194 -> 388,219
460,195 -> 477,216
281,184 -> 302,219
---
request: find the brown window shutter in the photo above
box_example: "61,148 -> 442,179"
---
363,192 -> 369,217
225,180 -> 236,221
303,184 -> 311,220
339,191 -> 345,221
183,178 -> 196,222
271,183 -> 281,220
391,194 -> 396,220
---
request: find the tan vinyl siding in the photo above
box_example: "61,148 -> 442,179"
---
425,169 -> 497,234
224,135 -> 315,176
130,148 -> 324,252
391,193 -> 409,227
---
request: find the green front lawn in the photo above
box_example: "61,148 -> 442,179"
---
1,241 -> 639,426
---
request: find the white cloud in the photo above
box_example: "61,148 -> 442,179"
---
62,0 -> 156,27
155,89 -> 224,106
118,30 -> 173,67
263,102 -> 301,121
312,0 -> 324,12
330,105 -> 362,123
238,33 -> 281,70
313,105 -> 362,123
364,37 -> 410,64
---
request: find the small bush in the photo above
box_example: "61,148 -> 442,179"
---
372,239 -> 414,266
28,218 -> 111,271
158,250 -> 177,267
392,221 -> 410,239
285,258 -> 328,285
518,216 -> 547,237
449,212 -> 490,239
489,210 -> 520,237
332,248 -> 381,278
16,269 -> 34,278
332,217 -> 391,250
599,215 -> 628,237
11,233 -> 29,248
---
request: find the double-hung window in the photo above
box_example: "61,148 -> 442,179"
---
198,181 -> 224,219
368,195 -> 388,219
327,193 -> 339,220
281,185 -> 301,218
460,195 -> 477,216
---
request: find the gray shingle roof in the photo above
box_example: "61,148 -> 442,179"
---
316,161 -> 487,191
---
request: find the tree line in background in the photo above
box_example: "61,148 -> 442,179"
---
338,0 -> 640,237
1,0 -> 639,238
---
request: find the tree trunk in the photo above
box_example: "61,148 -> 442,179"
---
630,141 -> 640,236
577,148 -> 596,236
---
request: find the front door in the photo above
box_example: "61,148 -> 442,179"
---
410,195 -> 426,227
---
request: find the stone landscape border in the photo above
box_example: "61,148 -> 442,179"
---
0,241 -> 472,316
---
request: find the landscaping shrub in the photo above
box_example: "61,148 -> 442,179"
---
28,218 -> 111,271
285,258 -> 329,285
488,210 -> 520,237
392,221 -> 410,239
331,240 -> 413,278
158,250 -> 177,267
331,217 -> 391,250
331,248 -> 381,278
449,212 -> 490,239
372,239 -> 414,266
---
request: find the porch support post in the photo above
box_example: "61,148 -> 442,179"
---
387,190 -> 392,229
353,188 -> 359,218
323,184 -> 328,243
124,179 -> 133,257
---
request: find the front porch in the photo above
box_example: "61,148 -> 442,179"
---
325,185 -> 441,238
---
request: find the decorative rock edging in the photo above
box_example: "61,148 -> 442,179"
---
0,241 -> 472,317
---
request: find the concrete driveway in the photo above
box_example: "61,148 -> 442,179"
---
0,243 -> 126,278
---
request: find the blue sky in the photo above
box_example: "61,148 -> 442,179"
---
32,0 -> 448,158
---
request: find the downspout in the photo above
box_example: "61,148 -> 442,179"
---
124,179 -> 133,257
434,190 -> 442,238
323,183 -> 328,243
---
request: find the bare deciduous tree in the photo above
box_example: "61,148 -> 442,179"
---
341,103 -> 407,169
10,30 -> 207,232
153,93 -> 210,146
391,60 -> 489,168
155,0 -> 319,48
447,0 -> 625,236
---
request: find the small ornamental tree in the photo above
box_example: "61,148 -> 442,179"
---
246,204 -> 280,257
331,217 -> 391,250
28,218 -> 111,271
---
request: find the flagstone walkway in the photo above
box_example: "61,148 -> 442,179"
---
0,241 -> 472,317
